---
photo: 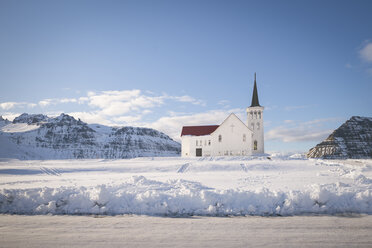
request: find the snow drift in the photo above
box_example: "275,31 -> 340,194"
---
1,175 -> 371,216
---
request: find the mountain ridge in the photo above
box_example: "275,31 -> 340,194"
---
0,113 -> 180,159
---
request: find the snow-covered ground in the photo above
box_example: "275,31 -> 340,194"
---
0,154 -> 371,215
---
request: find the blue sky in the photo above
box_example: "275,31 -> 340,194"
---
1,0 -> 372,152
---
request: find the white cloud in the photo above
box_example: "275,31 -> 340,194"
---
360,42 -> 372,62
168,95 -> 206,106
39,99 -> 53,107
39,98 -> 79,106
87,90 -> 165,116
60,98 -> 77,103
265,118 -> 338,143
27,103 -> 37,108
78,97 -> 89,104
69,90 -> 208,124
0,101 -> 36,110
142,109 -> 152,115
0,102 -> 18,110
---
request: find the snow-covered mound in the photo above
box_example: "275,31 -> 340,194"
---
307,116 -> 372,159
0,113 -> 180,159
1,175 -> 371,216
0,156 -> 371,216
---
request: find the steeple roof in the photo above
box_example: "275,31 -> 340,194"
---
250,73 -> 261,107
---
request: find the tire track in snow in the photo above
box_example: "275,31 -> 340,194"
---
177,163 -> 191,173
40,167 -> 61,176
240,164 -> 248,172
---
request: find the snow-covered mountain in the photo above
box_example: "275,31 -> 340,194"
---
307,116 -> 372,159
0,113 -> 180,159
0,116 -> 10,128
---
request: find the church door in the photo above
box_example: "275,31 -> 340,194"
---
196,148 -> 202,157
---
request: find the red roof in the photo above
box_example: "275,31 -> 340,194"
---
181,125 -> 219,136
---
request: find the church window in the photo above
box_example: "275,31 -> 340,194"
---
254,111 -> 257,119
258,111 -> 261,119
208,140 -> 211,146
218,135 -> 222,142
250,111 -> 253,119
243,134 -> 246,142
254,140 -> 258,150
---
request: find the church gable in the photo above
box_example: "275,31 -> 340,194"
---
213,113 -> 252,136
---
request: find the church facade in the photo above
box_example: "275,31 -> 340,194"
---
181,74 -> 264,157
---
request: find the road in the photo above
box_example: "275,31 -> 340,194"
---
1,215 -> 371,247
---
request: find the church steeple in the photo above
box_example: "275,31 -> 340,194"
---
250,72 -> 261,107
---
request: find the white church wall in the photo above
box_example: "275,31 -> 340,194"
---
181,135 -> 213,157
181,136 -> 192,157
210,114 -> 252,156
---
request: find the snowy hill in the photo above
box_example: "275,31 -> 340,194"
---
0,113 -> 180,159
307,116 -> 372,159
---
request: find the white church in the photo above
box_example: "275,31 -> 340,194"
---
181,73 -> 264,157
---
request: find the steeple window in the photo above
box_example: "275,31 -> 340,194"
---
254,140 -> 258,150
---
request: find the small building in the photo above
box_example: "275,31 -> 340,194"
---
181,73 -> 264,157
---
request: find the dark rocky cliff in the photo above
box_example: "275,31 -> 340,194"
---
307,116 -> 372,159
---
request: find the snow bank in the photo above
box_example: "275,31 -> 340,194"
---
1,176 -> 370,216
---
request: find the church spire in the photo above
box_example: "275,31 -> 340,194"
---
250,72 -> 261,107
